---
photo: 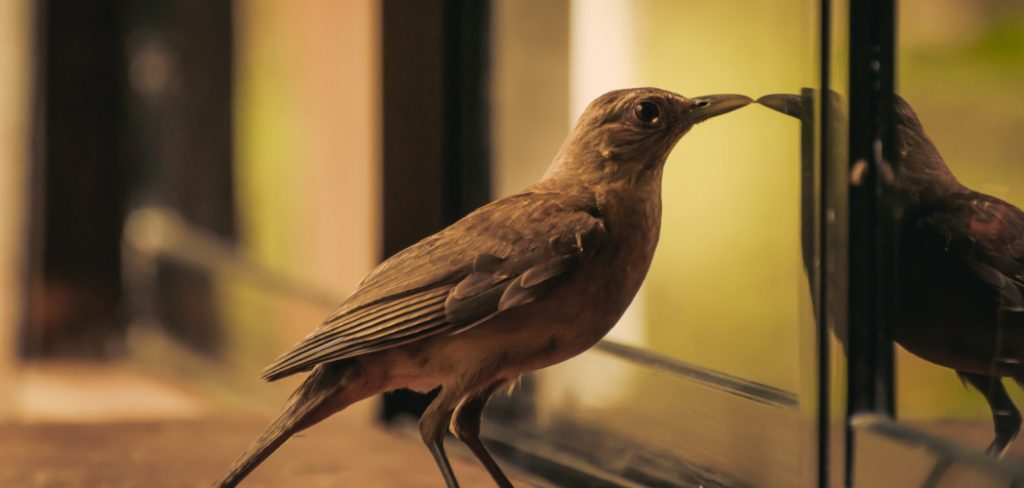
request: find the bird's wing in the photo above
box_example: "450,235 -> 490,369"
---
261,191 -> 607,381
921,192 -> 1024,310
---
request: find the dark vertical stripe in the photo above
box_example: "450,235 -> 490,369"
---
442,0 -> 492,222
846,0 -> 896,484
382,0 -> 447,260
29,0 -> 127,357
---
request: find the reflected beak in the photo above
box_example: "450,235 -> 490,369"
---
687,94 -> 753,123
757,93 -> 803,119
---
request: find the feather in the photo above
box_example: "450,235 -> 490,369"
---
262,190 -> 608,381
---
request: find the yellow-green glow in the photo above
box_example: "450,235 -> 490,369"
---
636,0 -> 815,391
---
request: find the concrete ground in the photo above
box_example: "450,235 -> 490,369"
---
0,362 -> 533,488
4,361 -> 1020,487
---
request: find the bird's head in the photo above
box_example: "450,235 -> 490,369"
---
890,95 -> 962,195
546,88 -> 752,183
892,94 -> 924,127
757,91 -> 960,197
758,91 -> 931,152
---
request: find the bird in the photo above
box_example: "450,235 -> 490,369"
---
214,87 -> 753,488
758,93 -> 1024,461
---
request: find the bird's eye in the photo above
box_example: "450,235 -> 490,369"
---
633,101 -> 660,125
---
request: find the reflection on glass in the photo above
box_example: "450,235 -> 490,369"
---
851,415 -> 1022,488
892,93 -> 1024,452
895,0 -> 1024,476
759,91 -> 1024,488
489,0 -> 820,486
759,71 -> 1024,488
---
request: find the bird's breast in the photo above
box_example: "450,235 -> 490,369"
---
419,185 -> 665,380
534,187 -> 663,350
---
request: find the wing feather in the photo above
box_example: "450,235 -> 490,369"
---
305,287 -> 450,350
300,293 -> 449,357
293,310 -> 449,366
921,192 -> 1024,311
262,190 -> 607,381
262,288 -> 450,380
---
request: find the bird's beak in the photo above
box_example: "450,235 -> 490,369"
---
756,93 -> 803,119
686,94 -> 753,124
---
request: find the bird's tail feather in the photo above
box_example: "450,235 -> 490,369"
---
214,363 -> 350,488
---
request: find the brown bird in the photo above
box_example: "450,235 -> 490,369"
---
759,93 -> 1024,461
215,87 -> 752,488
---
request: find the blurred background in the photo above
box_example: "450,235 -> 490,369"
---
0,0 -> 1021,486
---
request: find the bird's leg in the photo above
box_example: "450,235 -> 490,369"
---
961,372 -> 1022,457
919,457 -> 954,488
420,387 -> 463,488
427,441 -> 459,488
451,381 -> 513,488
921,373 -> 1021,488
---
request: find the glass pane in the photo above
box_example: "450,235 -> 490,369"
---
488,0 -> 821,485
892,0 -> 1024,476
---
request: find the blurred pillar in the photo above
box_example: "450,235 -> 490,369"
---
28,0 -> 128,357
0,0 -> 33,410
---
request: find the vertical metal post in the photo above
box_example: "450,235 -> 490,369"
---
845,0 -> 896,484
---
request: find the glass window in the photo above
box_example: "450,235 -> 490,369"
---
887,0 -> 1024,480
840,0 -> 1024,485
488,0 -> 822,485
